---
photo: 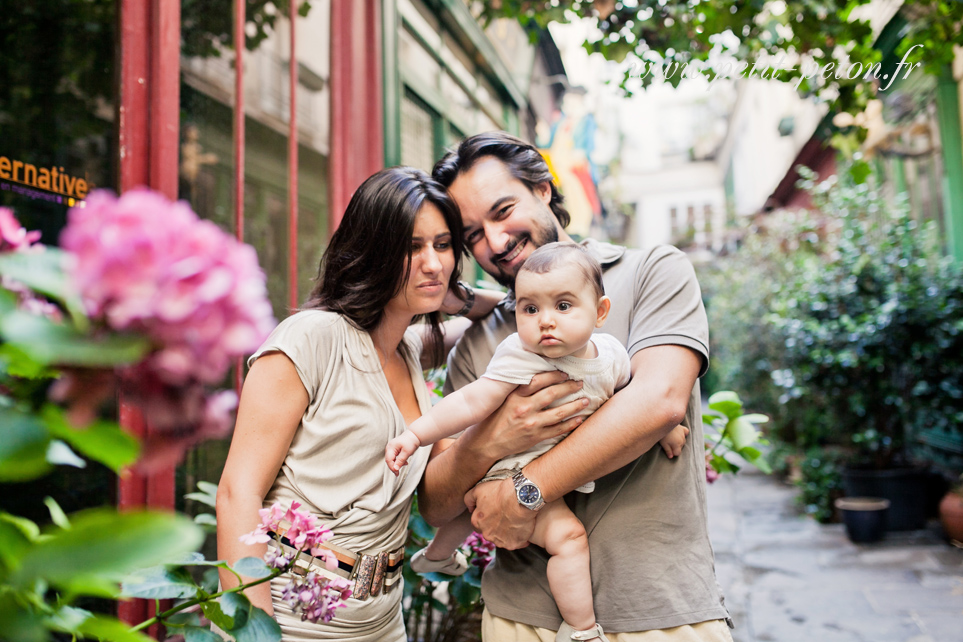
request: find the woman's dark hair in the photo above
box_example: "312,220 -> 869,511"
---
432,131 -> 570,229
303,167 -> 463,364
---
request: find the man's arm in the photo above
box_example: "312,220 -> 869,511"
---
417,371 -> 589,527
465,344 -> 702,548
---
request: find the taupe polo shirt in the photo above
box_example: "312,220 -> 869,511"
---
443,240 -> 730,632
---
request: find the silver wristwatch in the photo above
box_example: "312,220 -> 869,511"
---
512,469 -> 545,511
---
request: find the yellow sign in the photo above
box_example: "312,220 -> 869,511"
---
0,155 -> 91,204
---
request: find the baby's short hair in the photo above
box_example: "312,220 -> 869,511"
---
518,243 -> 605,300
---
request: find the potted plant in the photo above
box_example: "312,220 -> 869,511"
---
769,168 -> 963,531
939,474 -> 963,544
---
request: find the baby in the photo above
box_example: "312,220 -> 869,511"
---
386,243 -> 688,642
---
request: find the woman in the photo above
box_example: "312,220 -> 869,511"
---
216,167 -> 498,640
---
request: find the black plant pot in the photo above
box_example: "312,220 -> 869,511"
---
841,466 -> 930,531
835,497 -> 890,543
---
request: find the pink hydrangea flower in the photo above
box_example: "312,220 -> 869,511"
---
0,207 -> 41,252
281,573 -> 352,624
240,502 -> 337,570
60,189 -> 275,385
464,531 -> 496,569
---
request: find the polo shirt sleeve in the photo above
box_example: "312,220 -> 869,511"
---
627,246 -> 709,376
248,310 -> 341,396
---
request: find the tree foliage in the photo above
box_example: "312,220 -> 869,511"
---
479,0 -> 963,114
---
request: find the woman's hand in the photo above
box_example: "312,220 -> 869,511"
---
466,370 -> 588,462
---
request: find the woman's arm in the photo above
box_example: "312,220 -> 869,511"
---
216,352 -> 309,615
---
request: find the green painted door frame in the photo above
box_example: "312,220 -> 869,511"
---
936,65 -> 963,263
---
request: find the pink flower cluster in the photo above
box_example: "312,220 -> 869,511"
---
241,501 -> 337,568
281,572 -> 352,624
242,502 -> 350,624
463,532 -> 496,569
0,207 -> 41,252
0,208 -> 60,320
60,189 -> 275,385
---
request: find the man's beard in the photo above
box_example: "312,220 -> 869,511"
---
489,220 -> 559,290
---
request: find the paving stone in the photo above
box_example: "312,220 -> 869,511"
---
706,469 -> 963,642
867,587 -> 963,612
913,612 -> 963,639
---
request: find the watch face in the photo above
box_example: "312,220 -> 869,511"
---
518,483 -> 541,505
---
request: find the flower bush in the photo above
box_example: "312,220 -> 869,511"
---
0,192 -> 330,642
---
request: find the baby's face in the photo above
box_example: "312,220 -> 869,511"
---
515,264 -> 606,360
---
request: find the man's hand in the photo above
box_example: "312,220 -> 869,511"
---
465,479 -> 535,549
473,371 -> 588,462
659,424 -> 690,459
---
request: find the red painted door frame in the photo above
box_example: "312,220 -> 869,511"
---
115,0 -> 385,632
116,0 -> 180,630
330,0 -> 385,230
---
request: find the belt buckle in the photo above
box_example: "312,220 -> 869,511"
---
368,550 -> 390,597
350,553 -> 378,600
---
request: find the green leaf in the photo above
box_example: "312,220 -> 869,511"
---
196,481 -> 219,496
231,606 -> 281,642
0,249 -> 88,328
166,611 -> 202,628
231,557 -> 272,579
201,567 -> 220,594
194,513 -> 217,528
0,518 -> 34,574
221,591 -> 251,630
709,454 -> 738,474
407,509 -> 436,542
0,407 -> 52,482
0,344 -> 58,379
741,413 -> 770,424
43,406 -> 140,473
184,492 -> 217,508
46,439 -> 87,469
10,509 -> 204,591
707,391 -> 743,420
202,591 -> 250,632
44,497 -> 71,530
0,592 -> 47,642
45,605 -> 90,634
0,309 -> 149,367
183,626 -> 226,642
122,565 -> 200,599
701,412 -> 722,426
728,417 -> 760,451
74,613 -> 155,642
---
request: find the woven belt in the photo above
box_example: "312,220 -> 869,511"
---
269,531 -> 405,601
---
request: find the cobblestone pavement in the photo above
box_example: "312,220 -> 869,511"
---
706,470 -> 963,642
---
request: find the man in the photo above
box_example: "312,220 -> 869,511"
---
418,132 -> 732,642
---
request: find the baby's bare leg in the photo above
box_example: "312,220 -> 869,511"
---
529,500 -> 595,633
425,510 -> 474,561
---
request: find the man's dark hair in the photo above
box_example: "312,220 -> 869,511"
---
303,166 -> 463,365
432,131 -> 570,229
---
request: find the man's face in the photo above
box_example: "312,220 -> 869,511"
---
447,157 -> 562,289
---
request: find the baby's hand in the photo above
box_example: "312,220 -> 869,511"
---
385,431 -> 422,475
659,424 -> 689,459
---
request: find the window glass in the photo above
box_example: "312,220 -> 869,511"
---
0,0 -> 117,523
177,1 -> 331,544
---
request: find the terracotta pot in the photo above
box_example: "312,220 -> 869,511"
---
939,491 -> 963,543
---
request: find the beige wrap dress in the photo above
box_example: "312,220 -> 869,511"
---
248,310 -> 431,641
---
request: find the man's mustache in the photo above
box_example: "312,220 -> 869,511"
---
492,235 -> 527,265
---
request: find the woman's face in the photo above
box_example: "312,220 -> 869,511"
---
385,202 -> 456,319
